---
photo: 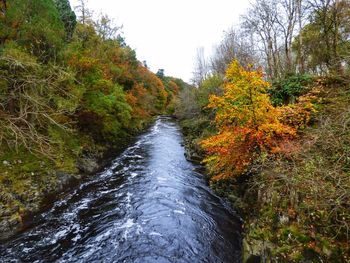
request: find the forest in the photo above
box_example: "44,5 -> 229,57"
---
177,0 -> 350,261
0,0 -> 349,262
0,0 -> 187,239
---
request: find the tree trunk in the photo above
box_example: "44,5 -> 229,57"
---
333,0 -> 343,75
297,0 -> 305,73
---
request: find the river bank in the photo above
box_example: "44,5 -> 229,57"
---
0,118 -> 157,241
0,145 -> 110,241
179,81 -> 350,262
0,117 -> 241,262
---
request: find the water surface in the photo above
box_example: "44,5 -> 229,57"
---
0,117 -> 241,262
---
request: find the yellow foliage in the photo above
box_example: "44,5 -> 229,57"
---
201,61 -> 296,179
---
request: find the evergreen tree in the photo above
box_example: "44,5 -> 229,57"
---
53,0 -> 77,40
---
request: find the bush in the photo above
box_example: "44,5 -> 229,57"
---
269,74 -> 313,106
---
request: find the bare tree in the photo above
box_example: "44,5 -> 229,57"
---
192,47 -> 210,87
242,0 -> 281,79
94,14 -> 122,41
211,28 -> 258,75
75,0 -> 92,25
297,0 -> 306,73
0,52 -> 76,157
276,0 -> 298,74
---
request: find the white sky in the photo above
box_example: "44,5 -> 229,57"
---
69,0 -> 251,82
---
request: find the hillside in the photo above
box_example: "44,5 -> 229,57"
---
0,0 -> 187,238
236,79 -> 350,262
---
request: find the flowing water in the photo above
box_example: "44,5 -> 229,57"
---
0,117 -> 242,263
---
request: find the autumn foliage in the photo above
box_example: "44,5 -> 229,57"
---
201,61 -> 296,180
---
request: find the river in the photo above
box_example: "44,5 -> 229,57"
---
0,116 -> 242,263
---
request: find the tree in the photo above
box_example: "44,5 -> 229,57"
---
94,14 -> 122,41
53,0 -> 77,40
242,0 -> 281,80
75,0 -> 92,25
191,47 -> 209,86
276,0 -> 298,74
297,0 -> 306,73
0,43 -> 78,155
211,28 -> 257,76
242,0 -> 309,78
300,0 -> 350,74
0,0 -> 65,60
201,61 -> 295,179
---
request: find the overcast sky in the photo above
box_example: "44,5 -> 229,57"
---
69,0 -> 251,82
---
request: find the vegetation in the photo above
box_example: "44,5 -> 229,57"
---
0,0 -> 185,236
201,61 -> 296,180
177,0 -> 350,262
1,0 -> 349,261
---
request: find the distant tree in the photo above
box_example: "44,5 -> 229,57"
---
304,0 -> 350,74
192,47 -> 210,86
75,0 -> 92,25
211,28 -> 257,75
156,69 -> 165,79
242,0 -> 279,79
53,0 -> 77,40
94,14 -> 122,41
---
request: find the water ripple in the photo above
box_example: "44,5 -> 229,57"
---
0,116 -> 241,263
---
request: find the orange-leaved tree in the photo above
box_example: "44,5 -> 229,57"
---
201,61 -> 296,180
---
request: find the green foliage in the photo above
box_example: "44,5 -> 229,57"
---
195,74 -> 223,109
0,0 -> 65,60
80,84 -> 132,141
292,1 -> 350,75
0,42 -> 78,155
53,0 -> 77,40
0,0 -> 188,237
269,74 -> 313,106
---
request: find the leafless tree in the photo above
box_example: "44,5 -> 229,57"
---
276,0 -> 298,74
242,0 -> 281,79
210,28 -> 258,75
0,52 -> 76,157
191,47 -> 210,87
75,0 -> 92,25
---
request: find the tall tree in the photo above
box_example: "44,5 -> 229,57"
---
53,0 -> 77,40
297,0 -> 306,73
192,47 -> 209,86
295,0 -> 350,74
94,14 -> 122,41
242,0 -> 281,80
211,28 -> 257,75
75,0 -> 92,25
276,0 -> 298,74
